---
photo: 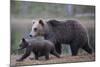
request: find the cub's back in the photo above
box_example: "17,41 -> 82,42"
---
27,38 -> 54,50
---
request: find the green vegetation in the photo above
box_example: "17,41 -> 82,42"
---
11,31 -> 21,54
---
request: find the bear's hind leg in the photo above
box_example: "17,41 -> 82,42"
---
70,43 -> 79,56
82,43 -> 92,54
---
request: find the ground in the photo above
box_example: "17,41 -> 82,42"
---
10,53 -> 95,66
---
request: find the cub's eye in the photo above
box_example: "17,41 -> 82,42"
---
34,28 -> 37,31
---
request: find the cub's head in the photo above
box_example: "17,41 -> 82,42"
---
18,38 -> 28,50
29,19 -> 46,37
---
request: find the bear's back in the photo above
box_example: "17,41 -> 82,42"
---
46,19 -> 88,43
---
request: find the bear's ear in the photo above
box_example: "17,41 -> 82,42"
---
39,19 -> 44,26
32,19 -> 35,24
22,38 -> 26,42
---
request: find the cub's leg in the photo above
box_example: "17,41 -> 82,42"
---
16,47 -> 31,61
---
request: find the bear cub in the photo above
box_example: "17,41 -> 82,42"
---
16,36 -> 60,61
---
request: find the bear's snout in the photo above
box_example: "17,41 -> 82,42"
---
29,35 -> 32,37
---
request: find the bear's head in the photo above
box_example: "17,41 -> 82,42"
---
18,38 -> 28,50
29,19 -> 46,37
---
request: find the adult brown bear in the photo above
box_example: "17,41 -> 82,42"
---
29,19 -> 92,56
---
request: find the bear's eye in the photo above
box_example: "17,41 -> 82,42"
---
33,22 -> 35,24
34,28 -> 37,31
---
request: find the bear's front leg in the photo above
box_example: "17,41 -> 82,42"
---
51,49 -> 60,58
55,43 -> 62,54
16,47 -> 31,62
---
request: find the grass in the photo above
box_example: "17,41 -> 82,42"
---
11,31 -> 22,54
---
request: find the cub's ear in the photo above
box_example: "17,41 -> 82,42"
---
39,19 -> 44,26
22,38 -> 26,42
